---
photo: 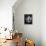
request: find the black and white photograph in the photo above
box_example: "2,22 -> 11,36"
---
24,14 -> 32,24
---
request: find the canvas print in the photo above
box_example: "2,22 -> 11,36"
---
24,14 -> 32,24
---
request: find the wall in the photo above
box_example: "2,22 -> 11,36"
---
13,0 -> 41,46
0,0 -> 16,30
41,0 -> 46,46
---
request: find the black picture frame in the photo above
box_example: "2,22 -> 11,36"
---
24,14 -> 33,24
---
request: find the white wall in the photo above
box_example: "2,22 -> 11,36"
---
0,0 -> 16,30
41,0 -> 46,46
13,0 -> 41,46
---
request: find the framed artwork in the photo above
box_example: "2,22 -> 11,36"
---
24,14 -> 33,24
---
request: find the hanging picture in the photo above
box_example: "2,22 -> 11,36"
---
24,14 -> 33,24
